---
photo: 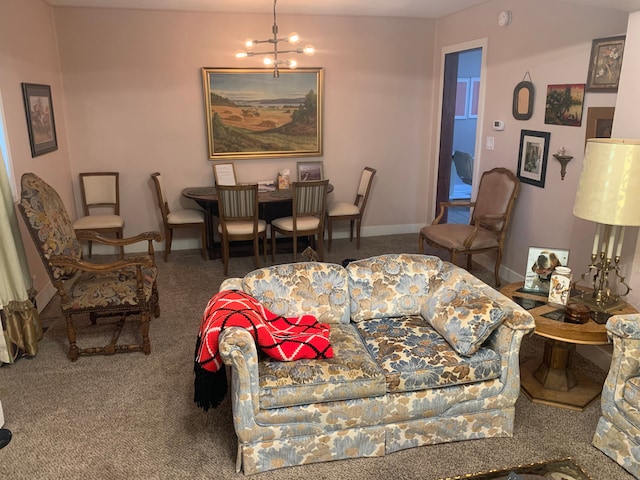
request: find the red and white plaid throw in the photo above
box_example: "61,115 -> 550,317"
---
194,290 -> 333,410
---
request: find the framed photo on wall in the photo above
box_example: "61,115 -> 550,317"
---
202,67 -> 323,160
21,83 -> 58,157
586,35 -> 625,92
544,84 -> 585,127
585,106 -> 614,146
517,130 -> 550,188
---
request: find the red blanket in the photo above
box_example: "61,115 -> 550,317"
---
194,290 -> 333,410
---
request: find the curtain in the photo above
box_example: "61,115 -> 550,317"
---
0,151 -> 42,363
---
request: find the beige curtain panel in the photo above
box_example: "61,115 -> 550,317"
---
0,151 -> 42,363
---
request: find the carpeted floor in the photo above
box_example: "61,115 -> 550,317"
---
0,234 -> 633,479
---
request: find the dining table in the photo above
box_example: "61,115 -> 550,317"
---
182,184 -> 333,260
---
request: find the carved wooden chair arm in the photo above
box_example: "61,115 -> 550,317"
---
432,200 -> 476,225
49,254 -> 154,272
76,230 -> 162,257
475,213 -> 506,229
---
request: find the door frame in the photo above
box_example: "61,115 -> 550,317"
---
428,38 -> 488,222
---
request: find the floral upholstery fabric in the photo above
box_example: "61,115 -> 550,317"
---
219,255 -> 535,475
423,276 -> 506,356
64,267 -> 158,310
354,315 -> 501,393
347,254 -> 445,322
242,262 -> 350,324
592,314 -> 640,478
258,323 -> 386,409
19,173 -> 82,280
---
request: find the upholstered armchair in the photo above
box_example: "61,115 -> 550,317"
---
592,314 -> 640,478
18,173 -> 162,361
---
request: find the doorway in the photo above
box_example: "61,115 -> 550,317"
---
436,43 -> 484,224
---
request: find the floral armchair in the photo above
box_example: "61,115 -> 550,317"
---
18,173 -> 162,361
592,314 -> 640,478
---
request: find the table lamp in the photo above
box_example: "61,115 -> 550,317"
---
573,138 -> 640,316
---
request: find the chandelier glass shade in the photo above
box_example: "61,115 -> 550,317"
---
235,0 -> 314,77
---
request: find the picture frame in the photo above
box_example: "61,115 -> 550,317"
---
213,163 -> 237,186
585,106 -> 614,146
21,83 -> 58,157
517,130 -> 550,188
455,78 -> 469,119
544,84 -> 585,127
469,77 -> 480,119
202,67 -> 323,159
297,161 -> 324,182
523,246 -> 570,294
586,35 -> 625,92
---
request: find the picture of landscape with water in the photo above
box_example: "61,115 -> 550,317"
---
203,68 -> 323,159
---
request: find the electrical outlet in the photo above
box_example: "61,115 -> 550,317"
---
486,136 -> 495,150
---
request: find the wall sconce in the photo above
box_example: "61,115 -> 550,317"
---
552,147 -> 573,180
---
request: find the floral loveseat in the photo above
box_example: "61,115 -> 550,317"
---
217,254 -> 535,475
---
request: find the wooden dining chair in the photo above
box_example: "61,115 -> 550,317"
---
150,172 -> 207,262
216,184 -> 267,276
72,172 -> 124,258
271,179 -> 329,262
326,166 -> 376,251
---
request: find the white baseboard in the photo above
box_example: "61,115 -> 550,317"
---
35,281 -> 57,313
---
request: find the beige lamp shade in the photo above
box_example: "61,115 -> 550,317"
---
573,138 -> 640,226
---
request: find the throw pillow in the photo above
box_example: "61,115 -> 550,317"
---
424,277 -> 505,356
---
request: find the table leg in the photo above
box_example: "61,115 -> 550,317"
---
520,339 -> 602,411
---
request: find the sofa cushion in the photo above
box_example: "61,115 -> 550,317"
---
354,315 -> 501,394
242,262 -> 350,324
347,254 -> 444,322
258,323 -> 386,409
424,276 -> 506,356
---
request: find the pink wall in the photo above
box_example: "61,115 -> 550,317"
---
432,0 -> 629,285
0,0 -> 74,304
52,8 -> 436,250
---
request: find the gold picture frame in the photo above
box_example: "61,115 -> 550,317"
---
202,67 -> 323,160
584,106 -> 614,146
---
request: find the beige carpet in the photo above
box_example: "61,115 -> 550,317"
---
0,234 -> 633,479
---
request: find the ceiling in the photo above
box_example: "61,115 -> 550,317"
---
43,0 -> 640,19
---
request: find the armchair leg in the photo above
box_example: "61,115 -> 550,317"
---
140,311 -> 151,355
164,227 -> 172,262
327,218 -> 333,251
356,219 -> 362,249
200,225 -> 208,260
418,232 -> 424,254
271,227 -> 276,262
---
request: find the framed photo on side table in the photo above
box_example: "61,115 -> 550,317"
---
21,83 -> 58,157
523,246 -> 570,294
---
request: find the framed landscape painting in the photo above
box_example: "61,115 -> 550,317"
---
202,68 -> 323,159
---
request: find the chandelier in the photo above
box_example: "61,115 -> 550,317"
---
235,0 -> 315,77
